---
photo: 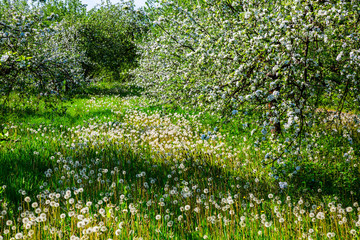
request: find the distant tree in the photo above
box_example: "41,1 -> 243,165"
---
76,0 -> 141,82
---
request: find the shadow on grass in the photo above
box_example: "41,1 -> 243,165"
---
289,161 -> 360,202
73,83 -> 143,99
1,134 -> 359,239
0,83 -> 144,126
0,107 -> 120,131
0,143 -> 55,209
0,139 -> 272,220
49,145 -> 275,238
0,82 -> 144,211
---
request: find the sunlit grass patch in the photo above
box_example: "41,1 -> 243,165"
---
0,89 -> 359,239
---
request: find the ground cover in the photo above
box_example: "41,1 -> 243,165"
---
0,83 -> 359,239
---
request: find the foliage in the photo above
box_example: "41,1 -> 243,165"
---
75,0 -> 142,81
134,0 -> 360,177
36,0 -> 87,21
0,2 -> 87,111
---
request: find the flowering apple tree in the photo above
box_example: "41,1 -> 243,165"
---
134,0 -> 360,178
0,5 -> 87,108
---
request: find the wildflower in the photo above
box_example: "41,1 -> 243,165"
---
77,221 -> 84,228
326,232 -> 335,238
316,212 -> 325,220
346,207 -> 353,212
85,228 -> 93,234
22,218 -> 29,224
118,222 -> 124,229
155,215 -> 161,220
15,233 -> 23,239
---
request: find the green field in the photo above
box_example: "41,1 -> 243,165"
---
0,82 -> 359,239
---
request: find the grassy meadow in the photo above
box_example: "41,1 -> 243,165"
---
2,0 -> 360,238
0,82 -> 358,239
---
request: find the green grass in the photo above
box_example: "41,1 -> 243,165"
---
0,82 -> 359,239
0,82 -> 141,208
